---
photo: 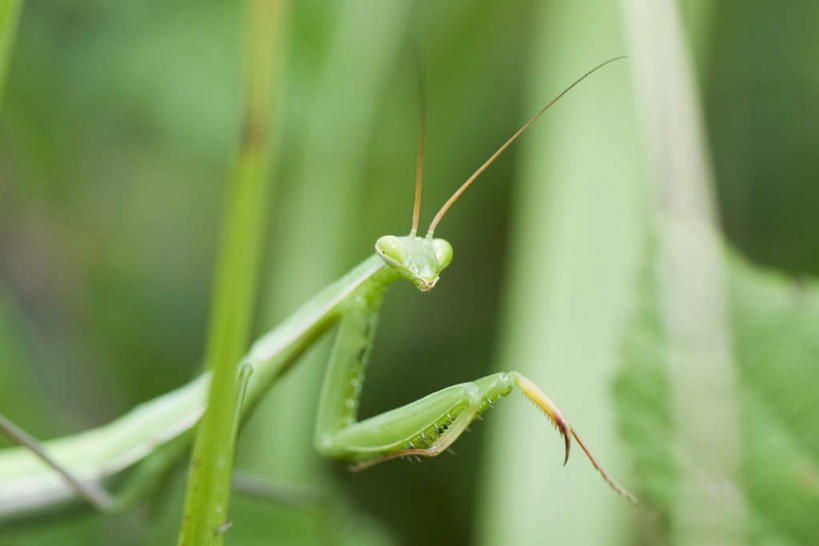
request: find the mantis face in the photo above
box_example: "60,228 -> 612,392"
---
375,235 -> 453,292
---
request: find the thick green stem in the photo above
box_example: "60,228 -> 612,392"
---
177,1 -> 285,544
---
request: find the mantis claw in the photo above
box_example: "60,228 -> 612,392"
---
511,372 -> 572,465
560,422 -> 571,466
511,372 -> 637,503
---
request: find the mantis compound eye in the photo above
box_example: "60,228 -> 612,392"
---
375,235 -> 406,266
432,239 -> 453,269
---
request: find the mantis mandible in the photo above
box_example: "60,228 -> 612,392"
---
0,56 -> 635,522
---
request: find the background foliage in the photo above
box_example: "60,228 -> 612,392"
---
0,0 -> 817,544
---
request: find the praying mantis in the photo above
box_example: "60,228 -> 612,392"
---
0,56 -> 635,524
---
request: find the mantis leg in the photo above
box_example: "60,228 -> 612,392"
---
313,305 -> 636,503
0,413 -> 115,512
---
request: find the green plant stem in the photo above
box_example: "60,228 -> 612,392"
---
177,1 -> 285,544
0,0 -> 22,107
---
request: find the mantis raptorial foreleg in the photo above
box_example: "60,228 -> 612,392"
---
310,298 -> 635,502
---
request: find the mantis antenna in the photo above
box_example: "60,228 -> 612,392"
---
426,55 -> 626,237
410,54 -> 426,236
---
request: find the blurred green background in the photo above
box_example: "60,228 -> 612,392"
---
1,0 -> 818,545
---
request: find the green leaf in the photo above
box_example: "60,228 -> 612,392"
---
615,247 -> 819,545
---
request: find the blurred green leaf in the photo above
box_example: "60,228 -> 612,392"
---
615,248 -> 819,545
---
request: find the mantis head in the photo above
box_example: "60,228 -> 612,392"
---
382,56 -> 624,292
375,235 -> 452,292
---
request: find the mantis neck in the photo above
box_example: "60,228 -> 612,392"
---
241,253 -> 399,411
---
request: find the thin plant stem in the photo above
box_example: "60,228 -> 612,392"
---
177,0 -> 286,544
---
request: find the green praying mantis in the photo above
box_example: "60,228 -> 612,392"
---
0,56 -> 635,523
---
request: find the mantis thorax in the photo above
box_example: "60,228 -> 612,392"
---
375,234 -> 452,292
